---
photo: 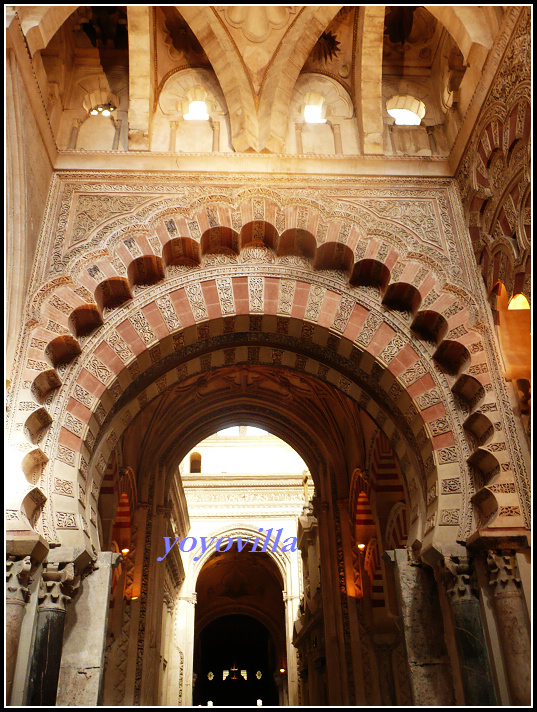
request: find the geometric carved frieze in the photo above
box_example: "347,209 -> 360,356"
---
355,312 -> 383,347
416,389 -> 441,410
215,277 -> 236,316
304,285 -> 325,322
129,311 -> 156,346
439,509 -> 460,525
278,280 -> 295,315
86,357 -> 113,385
105,330 -> 134,363
54,477 -> 74,496
441,477 -> 462,494
185,283 -> 209,321
331,295 -> 355,333
156,294 -> 182,332
248,276 -> 264,313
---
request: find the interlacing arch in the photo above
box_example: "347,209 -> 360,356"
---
12,195 -> 521,552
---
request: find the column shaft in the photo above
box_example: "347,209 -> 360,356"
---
441,555 -> 497,705
487,551 -> 530,705
390,549 -> 455,706
27,608 -> 67,705
6,556 -> 32,704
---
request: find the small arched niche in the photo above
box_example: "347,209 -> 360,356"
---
154,68 -> 231,153
286,73 -> 358,155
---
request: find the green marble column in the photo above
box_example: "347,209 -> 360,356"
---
440,555 -> 497,706
26,562 -> 78,706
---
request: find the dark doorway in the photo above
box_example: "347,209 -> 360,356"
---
193,614 -> 280,706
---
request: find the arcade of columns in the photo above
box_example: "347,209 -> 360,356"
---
6,6 -> 531,707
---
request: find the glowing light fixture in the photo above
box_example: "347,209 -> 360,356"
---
279,668 -> 285,673
357,543 -> 366,550
89,103 -> 115,117
184,100 -> 209,121
121,548 -> 130,555
257,701 -> 262,707
508,293 -> 530,310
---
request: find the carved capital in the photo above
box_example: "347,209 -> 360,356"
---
440,555 -> 477,601
6,556 -> 33,604
38,562 -> 80,613
486,550 -> 522,595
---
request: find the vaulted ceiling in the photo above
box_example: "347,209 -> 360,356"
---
15,5 -> 507,159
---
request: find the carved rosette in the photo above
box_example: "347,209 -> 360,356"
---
486,550 -> 522,596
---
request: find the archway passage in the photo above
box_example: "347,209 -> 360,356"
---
194,614 -> 280,706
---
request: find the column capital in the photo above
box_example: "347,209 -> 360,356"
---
6,555 -> 33,604
177,592 -> 197,605
439,555 -> 477,601
486,549 -> 522,595
38,562 -> 80,613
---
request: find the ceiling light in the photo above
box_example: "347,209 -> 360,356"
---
184,100 -> 209,121
89,103 -> 115,117
304,104 -> 326,124
387,108 -> 422,125
121,548 -> 130,555
357,543 -> 366,550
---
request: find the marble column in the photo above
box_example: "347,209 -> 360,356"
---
373,634 -> 397,706
331,123 -> 343,154
169,121 -> 178,153
487,550 -> 530,705
6,556 -> 32,704
175,592 -> 197,705
112,119 -> 123,150
387,549 -> 455,706
56,552 -> 121,705
283,592 -> 299,705
295,123 -> 303,154
440,555 -> 497,706
211,120 -> 221,152
68,119 -> 82,149
26,562 -> 79,706
313,496 -> 349,706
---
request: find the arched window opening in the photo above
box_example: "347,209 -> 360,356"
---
386,95 -> 425,125
190,452 -> 202,473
